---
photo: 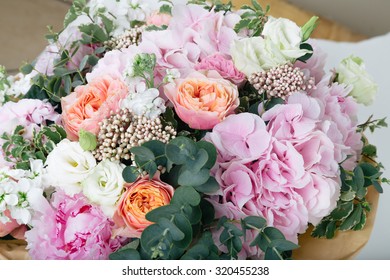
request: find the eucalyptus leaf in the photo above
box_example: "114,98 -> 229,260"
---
178,168 -> 210,187
158,217 -> 185,241
170,186 -> 201,207
122,166 -> 139,183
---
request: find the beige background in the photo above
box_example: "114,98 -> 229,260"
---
3,0 -> 389,72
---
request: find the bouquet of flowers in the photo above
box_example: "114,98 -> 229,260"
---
0,0 -> 388,260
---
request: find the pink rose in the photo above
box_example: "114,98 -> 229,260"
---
204,113 -> 271,164
195,53 -> 246,85
147,12 -> 172,27
61,76 -> 128,140
25,191 -> 122,260
164,70 -> 239,130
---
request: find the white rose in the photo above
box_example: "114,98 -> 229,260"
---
337,55 -> 377,106
81,160 -> 125,217
263,17 -> 310,61
45,139 -> 97,196
231,36 -> 287,77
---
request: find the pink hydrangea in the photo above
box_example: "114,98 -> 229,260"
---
297,173 -> 340,225
309,76 -> 362,169
204,113 -> 272,164
138,4 -> 240,83
25,190 -> 122,260
0,99 -> 59,138
86,46 -> 140,82
262,93 -> 321,141
294,40 -> 327,84
195,53 -> 246,84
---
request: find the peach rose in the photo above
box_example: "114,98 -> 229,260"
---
164,70 -> 239,130
61,76 -> 128,140
113,175 -> 174,238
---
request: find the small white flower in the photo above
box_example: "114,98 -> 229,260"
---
337,55 -> 378,106
45,139 -> 97,196
163,68 -> 181,83
121,88 -> 166,119
82,160 -> 125,217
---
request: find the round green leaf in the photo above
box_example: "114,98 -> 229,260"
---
122,166 -> 139,183
178,168 -> 210,187
158,217 -> 185,241
193,176 -> 220,194
173,214 -> 193,249
130,146 -> 155,163
146,205 -> 180,223
196,141 -> 217,169
170,186 -> 201,207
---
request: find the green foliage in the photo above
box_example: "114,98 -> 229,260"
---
312,159 -> 386,239
129,53 -> 157,88
301,16 -> 319,42
241,217 -> 298,260
358,115 -> 387,133
1,124 -> 66,169
234,0 -> 270,36
188,0 -> 233,13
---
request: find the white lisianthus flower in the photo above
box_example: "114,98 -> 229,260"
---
82,160 -> 125,217
337,55 -> 378,106
231,36 -> 287,77
45,139 -> 97,196
263,17 -> 310,61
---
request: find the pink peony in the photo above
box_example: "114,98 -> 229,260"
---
25,190 -> 122,260
195,53 -> 246,84
164,70 -> 239,130
61,76 -> 128,140
204,113 -> 271,164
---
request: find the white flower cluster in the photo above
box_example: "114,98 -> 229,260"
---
0,160 -> 46,225
0,69 -> 34,105
121,58 -> 167,119
88,0 -> 161,36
